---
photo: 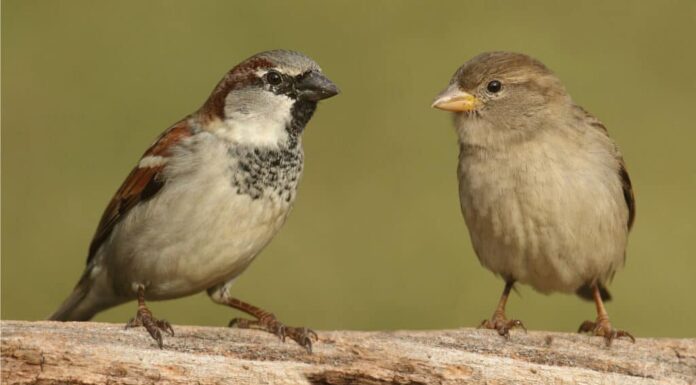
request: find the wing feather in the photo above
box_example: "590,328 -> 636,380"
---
87,119 -> 194,263
575,105 -> 635,230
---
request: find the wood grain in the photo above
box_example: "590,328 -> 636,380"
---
2,320 -> 694,384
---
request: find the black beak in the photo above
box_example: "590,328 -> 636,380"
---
295,70 -> 340,101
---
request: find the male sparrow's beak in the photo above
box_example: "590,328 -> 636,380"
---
296,71 -> 340,101
431,85 -> 479,112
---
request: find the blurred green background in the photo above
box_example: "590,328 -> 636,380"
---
3,0 -> 695,338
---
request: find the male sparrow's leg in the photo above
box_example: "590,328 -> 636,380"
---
225,297 -> 317,353
208,285 -> 317,353
479,281 -> 526,338
124,285 -> 174,348
577,284 -> 635,346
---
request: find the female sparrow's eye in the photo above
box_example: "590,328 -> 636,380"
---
266,71 -> 283,86
486,80 -> 502,93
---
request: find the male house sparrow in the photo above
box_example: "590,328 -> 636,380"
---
50,50 -> 339,352
432,52 -> 635,345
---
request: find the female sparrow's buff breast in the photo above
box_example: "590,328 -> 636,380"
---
457,124 -> 628,294
105,132 -> 303,299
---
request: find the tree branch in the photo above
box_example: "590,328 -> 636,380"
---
2,320 -> 694,384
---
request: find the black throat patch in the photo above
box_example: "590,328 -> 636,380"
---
228,143 -> 303,202
288,99 -> 317,135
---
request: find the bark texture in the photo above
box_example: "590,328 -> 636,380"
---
2,320 -> 695,384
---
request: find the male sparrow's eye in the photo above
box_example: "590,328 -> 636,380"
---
266,71 -> 283,86
486,80 -> 502,93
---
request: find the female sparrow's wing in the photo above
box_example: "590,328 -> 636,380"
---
619,160 -> 636,230
575,105 -> 636,230
87,119 -> 194,263
574,105 -> 635,304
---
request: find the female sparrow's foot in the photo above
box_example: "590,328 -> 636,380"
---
579,284 -> 635,346
578,317 -> 635,346
124,286 -> 174,348
479,281 -> 526,339
229,315 -> 318,353
480,314 -> 526,339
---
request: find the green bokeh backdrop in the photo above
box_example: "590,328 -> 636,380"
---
2,1 -> 695,337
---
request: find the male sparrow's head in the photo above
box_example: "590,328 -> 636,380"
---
200,50 -> 339,146
432,52 -> 570,131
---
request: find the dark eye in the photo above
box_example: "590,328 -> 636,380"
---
266,71 -> 283,86
486,80 -> 502,93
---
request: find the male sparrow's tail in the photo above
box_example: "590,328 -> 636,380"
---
49,275 -> 95,321
49,272 -> 119,321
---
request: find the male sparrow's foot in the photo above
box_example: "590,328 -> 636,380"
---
125,305 -> 174,349
229,315 -> 318,353
578,317 -> 635,346
212,294 -> 318,353
479,314 -> 526,339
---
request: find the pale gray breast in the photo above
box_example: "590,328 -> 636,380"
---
104,136 -> 305,298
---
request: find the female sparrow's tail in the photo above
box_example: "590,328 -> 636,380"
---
576,283 -> 612,302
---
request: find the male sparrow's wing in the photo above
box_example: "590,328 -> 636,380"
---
87,119 -> 194,263
575,105 -> 636,230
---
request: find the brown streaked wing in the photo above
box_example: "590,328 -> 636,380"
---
86,119 -> 194,263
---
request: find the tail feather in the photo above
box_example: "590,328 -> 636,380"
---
49,278 -> 95,321
50,265 -> 128,321
576,283 -> 612,302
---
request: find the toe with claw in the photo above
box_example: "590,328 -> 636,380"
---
125,307 -> 175,349
578,318 -> 635,346
579,285 -> 636,346
480,281 -> 525,339
124,286 -> 174,348
229,315 -> 317,353
480,314 -> 527,339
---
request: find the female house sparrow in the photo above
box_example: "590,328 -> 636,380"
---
50,50 -> 339,352
432,52 -> 635,346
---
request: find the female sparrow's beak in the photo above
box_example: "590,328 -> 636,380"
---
432,85 -> 479,112
296,71 -> 340,101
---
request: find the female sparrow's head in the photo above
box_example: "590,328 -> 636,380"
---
432,52 -> 570,129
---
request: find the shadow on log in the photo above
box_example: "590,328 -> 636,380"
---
1,320 -> 695,384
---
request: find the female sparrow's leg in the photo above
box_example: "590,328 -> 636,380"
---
578,285 -> 635,346
208,285 -> 317,353
124,285 -> 174,348
479,281 -> 526,338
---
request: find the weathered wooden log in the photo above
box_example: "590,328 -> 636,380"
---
1,320 -> 694,384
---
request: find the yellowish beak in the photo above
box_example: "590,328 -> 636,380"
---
431,86 -> 479,112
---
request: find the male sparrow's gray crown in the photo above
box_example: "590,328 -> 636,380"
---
202,50 -> 339,124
